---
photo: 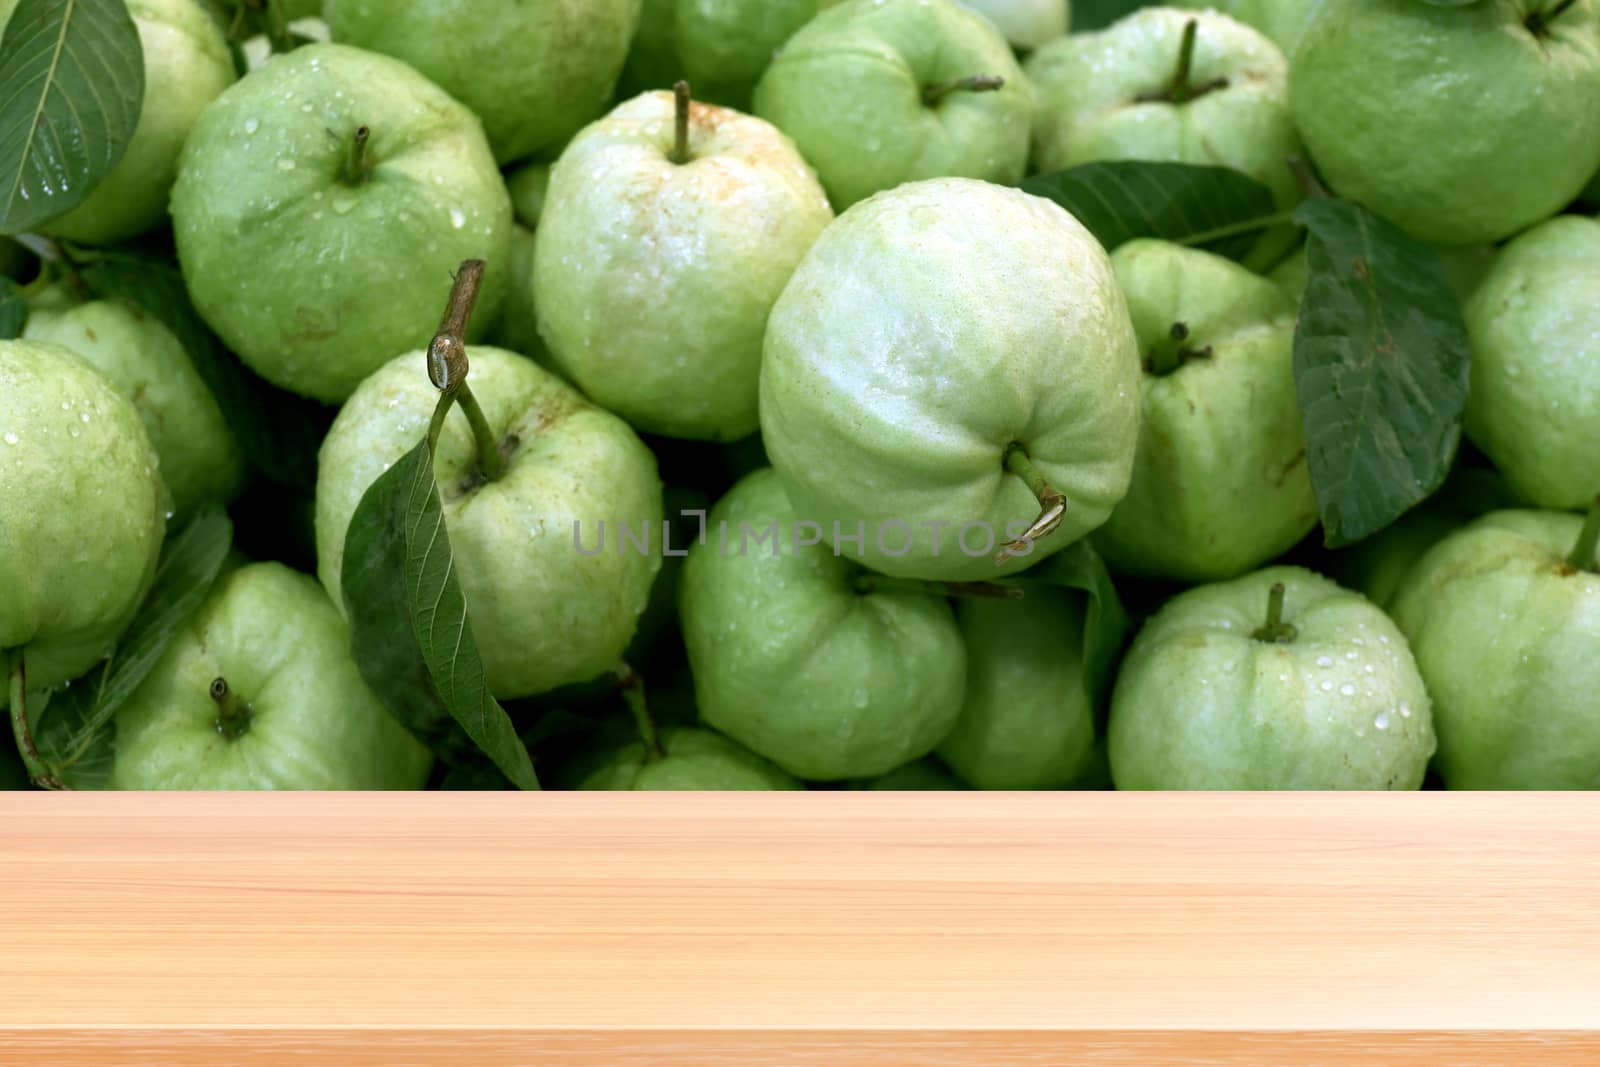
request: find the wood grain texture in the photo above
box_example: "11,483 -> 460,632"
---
5,1032 -> 1600,1066
2,793 -> 1598,1064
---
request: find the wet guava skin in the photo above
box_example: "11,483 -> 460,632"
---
1392,511 -> 1600,790
938,590 -> 1098,790
679,468 -> 967,781
1464,215 -> 1600,511
1110,567 -> 1436,790
534,91 -> 833,441
109,562 -> 434,790
753,0 -> 1033,211
1027,8 -> 1302,207
25,0 -> 235,245
1093,239 -> 1316,582
1290,0 -> 1600,246
578,727 -> 802,790
171,43 -> 513,404
24,298 -> 245,521
760,178 -> 1141,583
315,347 -> 664,700
326,0 -> 641,163
0,340 -> 167,699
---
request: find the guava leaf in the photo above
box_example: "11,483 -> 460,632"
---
0,729 -> 26,789
79,251 -> 330,488
1021,161 -> 1277,258
0,276 -> 25,337
1008,539 -> 1131,716
435,708 -> 611,791
0,0 -> 145,234
1000,540 -> 1128,791
1072,0 -> 1154,29
1293,198 -> 1470,547
32,506 -> 233,788
341,429 -> 540,790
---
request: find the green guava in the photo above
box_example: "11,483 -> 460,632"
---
170,43 -> 512,403
1464,215 -> 1600,511
619,0 -> 836,109
578,726 -> 801,790
31,0 -> 235,245
325,0 -> 641,162
109,562 -> 433,790
1092,239 -> 1316,581
534,90 -> 833,441
761,177 -> 1140,582
24,296 -> 245,520
1391,508 -> 1600,789
1109,566 -> 1436,790
679,468 -> 967,781
937,590 -> 1098,790
1,340 -> 167,696
315,346 -> 664,699
752,0 -> 1033,210
1290,0 -> 1600,246
1027,7 -> 1301,206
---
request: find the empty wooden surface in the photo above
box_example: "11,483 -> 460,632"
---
2,793 -> 1598,1064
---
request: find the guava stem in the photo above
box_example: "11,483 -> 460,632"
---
456,387 -> 507,482
1135,19 -> 1229,105
671,81 -> 692,165
1170,19 -> 1201,100
922,74 -> 1006,106
1287,156 -> 1329,201
615,663 -> 662,762
1252,582 -> 1299,644
427,259 -> 485,392
1569,495 -> 1600,572
339,125 -> 373,186
1528,0 -> 1579,35
423,260 -> 505,480
208,677 -> 253,740
995,443 -> 1067,565
8,654 -> 67,791
1146,321 -> 1214,376
853,575 -> 1025,600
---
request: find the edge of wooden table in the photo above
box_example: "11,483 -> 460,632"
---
3,793 -> 1597,1064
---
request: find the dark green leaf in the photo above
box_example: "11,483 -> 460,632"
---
1293,198 -> 1470,547
0,276 -> 25,337
437,708 -> 613,790
1071,0 -> 1150,30
0,235 -> 33,280
79,251 -> 331,487
1021,161 -> 1278,258
436,761 -> 512,790
1009,539 -> 1131,716
0,725 -> 27,789
341,430 -> 539,790
0,0 -> 145,233
33,506 -> 233,787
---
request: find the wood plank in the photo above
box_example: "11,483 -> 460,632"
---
5,1031 -> 1600,1066
2,793 -> 1597,1061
